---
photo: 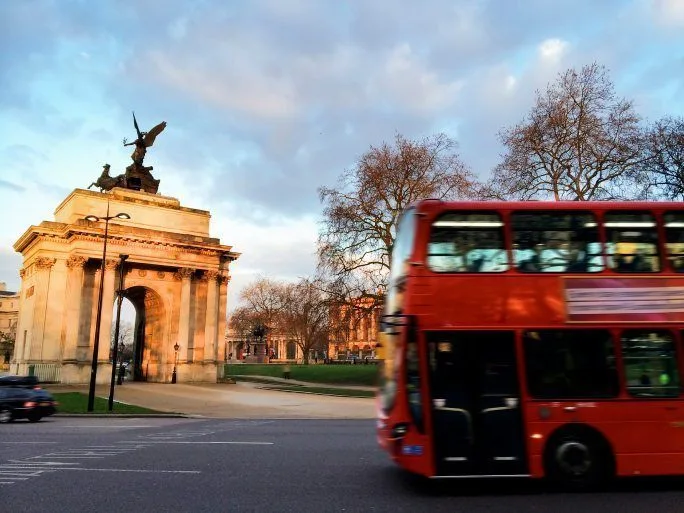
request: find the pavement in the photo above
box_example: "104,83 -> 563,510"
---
46,380 -> 377,419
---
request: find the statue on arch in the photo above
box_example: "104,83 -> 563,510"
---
88,164 -> 125,192
86,112 -> 167,194
122,112 -> 166,194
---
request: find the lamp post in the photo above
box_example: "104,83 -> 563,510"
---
108,253 -> 129,411
84,202 -> 130,413
117,342 -> 126,385
172,342 -> 180,383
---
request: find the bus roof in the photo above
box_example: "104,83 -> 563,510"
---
412,199 -> 684,213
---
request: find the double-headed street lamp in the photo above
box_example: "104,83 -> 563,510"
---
84,202 -> 130,413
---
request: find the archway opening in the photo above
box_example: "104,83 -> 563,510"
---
110,297 -> 136,376
113,286 -> 166,382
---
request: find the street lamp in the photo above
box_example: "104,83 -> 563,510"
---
172,342 -> 180,383
108,253 -> 129,411
84,202 -> 130,412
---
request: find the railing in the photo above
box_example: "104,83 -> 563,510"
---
28,363 -> 62,384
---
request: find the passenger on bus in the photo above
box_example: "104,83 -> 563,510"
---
540,239 -> 570,272
466,248 -> 508,272
515,246 -> 541,272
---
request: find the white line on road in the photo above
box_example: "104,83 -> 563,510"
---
9,460 -> 81,466
0,467 -> 60,471
118,441 -> 274,445
57,468 -> 202,474
56,425 -> 156,428
1,442 -> 58,444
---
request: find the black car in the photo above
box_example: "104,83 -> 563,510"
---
0,375 -> 40,389
0,387 -> 36,423
27,388 -> 58,421
0,377 -> 57,422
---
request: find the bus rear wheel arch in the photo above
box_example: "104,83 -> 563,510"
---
543,424 -> 615,491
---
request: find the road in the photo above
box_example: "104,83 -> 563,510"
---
1,417 -> 684,513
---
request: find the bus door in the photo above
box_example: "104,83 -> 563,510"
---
428,331 -> 527,477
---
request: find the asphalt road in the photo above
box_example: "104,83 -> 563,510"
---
1,417 -> 684,513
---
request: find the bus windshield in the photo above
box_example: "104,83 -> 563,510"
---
379,208 -> 417,413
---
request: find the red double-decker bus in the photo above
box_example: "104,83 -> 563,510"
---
377,199 -> 684,488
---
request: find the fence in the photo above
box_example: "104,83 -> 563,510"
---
28,363 -> 62,384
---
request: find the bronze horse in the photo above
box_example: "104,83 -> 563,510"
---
88,164 -> 126,191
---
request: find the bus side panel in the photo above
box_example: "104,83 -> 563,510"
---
524,401 -> 684,477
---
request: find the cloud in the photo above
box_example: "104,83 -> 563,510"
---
1,0 -> 684,313
0,250 -> 22,292
0,179 -> 26,192
651,0 -> 684,26
538,39 -> 569,61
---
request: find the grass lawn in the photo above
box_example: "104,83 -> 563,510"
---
258,384 -> 375,398
224,364 -> 379,386
52,392 -> 167,415
232,376 -> 376,397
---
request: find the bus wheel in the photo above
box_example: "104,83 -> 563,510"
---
544,428 -> 614,491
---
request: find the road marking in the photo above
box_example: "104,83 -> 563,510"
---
8,460 -> 81,466
1,442 -> 58,444
58,468 -> 201,474
118,441 -> 274,445
57,425 -> 156,428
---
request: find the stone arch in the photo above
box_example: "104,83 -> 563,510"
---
11,188 -> 238,384
124,285 -> 168,382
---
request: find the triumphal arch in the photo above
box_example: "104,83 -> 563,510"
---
10,115 -> 240,384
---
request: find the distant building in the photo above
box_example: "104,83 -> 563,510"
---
224,327 -> 304,362
0,282 -> 20,367
328,297 -> 381,360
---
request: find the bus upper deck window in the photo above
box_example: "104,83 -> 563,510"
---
604,212 -> 660,272
427,213 -> 508,273
511,212 -> 603,273
664,212 -> 684,272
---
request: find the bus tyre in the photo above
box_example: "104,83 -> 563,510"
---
544,429 -> 614,491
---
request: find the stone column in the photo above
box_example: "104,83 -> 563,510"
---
174,268 -> 194,362
215,272 -> 230,362
62,256 -> 87,361
29,257 -> 56,361
97,259 -> 119,361
203,270 -> 219,363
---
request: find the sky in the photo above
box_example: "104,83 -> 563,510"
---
1,0 -> 683,313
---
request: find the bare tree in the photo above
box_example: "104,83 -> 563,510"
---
110,321 -> 134,362
238,277 -> 288,328
281,279 -> 330,364
640,116 -> 684,200
487,63 -> 645,201
0,329 -> 15,364
228,306 -> 263,339
318,132 -> 477,304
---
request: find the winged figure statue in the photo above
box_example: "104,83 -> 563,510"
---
123,112 -> 167,166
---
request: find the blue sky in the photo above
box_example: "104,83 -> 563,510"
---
1,0 -> 683,310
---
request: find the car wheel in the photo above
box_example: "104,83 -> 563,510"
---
544,430 -> 614,491
28,413 -> 42,423
0,408 -> 13,423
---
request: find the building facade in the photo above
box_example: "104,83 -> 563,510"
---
328,297 -> 381,360
0,282 -> 19,367
11,187 -> 239,384
224,327 -> 304,363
